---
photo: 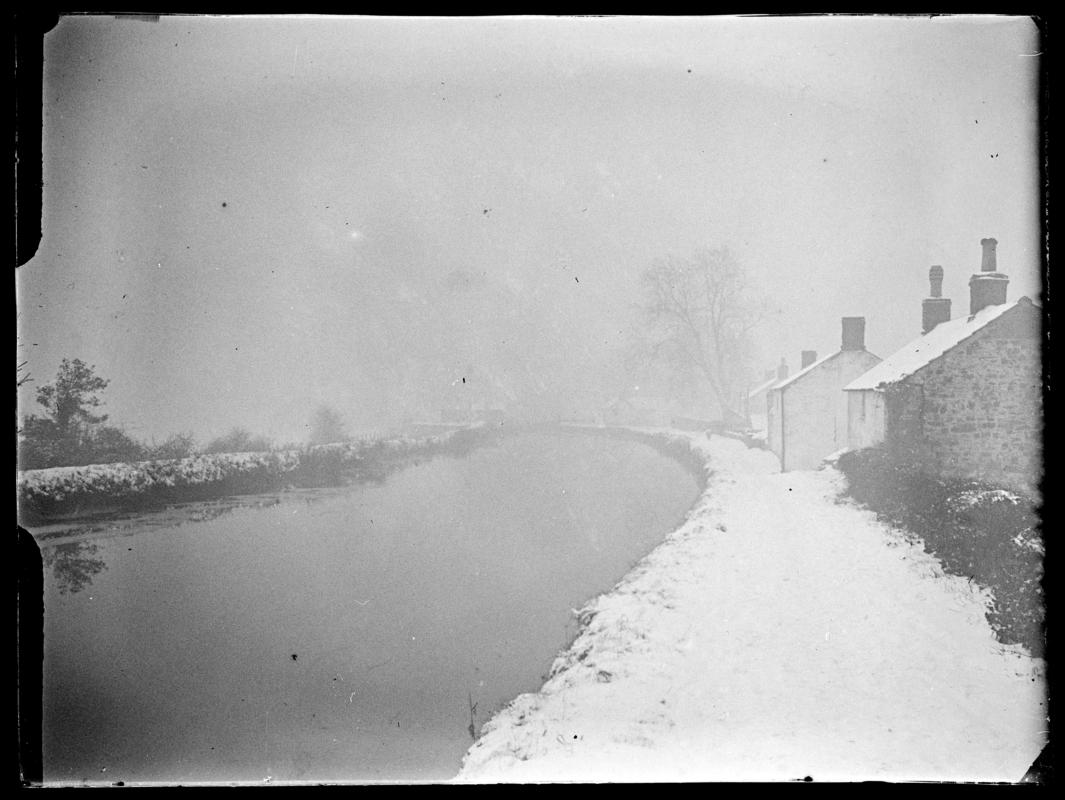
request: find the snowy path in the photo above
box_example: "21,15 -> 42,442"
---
456,434 -> 1046,783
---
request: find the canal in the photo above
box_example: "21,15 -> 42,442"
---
35,430 -> 701,783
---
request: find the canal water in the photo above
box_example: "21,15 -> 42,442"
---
34,431 -> 701,783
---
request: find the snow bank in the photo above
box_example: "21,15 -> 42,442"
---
457,433 -> 1046,783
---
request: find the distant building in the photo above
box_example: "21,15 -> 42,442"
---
767,319 -> 881,471
745,362 -> 788,432
844,239 -> 1042,494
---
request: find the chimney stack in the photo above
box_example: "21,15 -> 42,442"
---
801,350 -> 818,369
776,358 -> 789,381
922,265 -> 952,334
841,317 -> 865,351
969,237 -> 1009,315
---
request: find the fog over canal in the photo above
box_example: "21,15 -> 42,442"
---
39,431 -> 701,783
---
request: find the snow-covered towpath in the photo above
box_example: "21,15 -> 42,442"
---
456,434 -> 1046,783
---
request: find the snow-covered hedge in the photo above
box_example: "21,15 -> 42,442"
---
17,426 -> 500,525
17,423 -> 706,529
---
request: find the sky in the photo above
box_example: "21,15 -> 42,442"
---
17,14 -> 1043,444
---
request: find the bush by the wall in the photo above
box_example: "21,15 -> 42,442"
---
836,446 -> 1044,657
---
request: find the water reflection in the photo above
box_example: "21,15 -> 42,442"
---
36,495 -> 299,592
35,480 -> 401,592
36,495 -> 304,545
41,542 -> 107,595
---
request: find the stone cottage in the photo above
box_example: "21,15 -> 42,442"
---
767,321 -> 881,471
843,238 -> 1042,494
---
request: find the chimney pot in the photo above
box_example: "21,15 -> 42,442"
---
841,317 -> 865,351
980,238 -> 998,272
777,358 -> 789,381
801,350 -> 817,368
928,265 -> 944,298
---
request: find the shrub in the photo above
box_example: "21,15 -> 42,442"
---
202,427 -> 275,454
144,432 -> 198,461
17,415 -> 66,470
17,417 -> 147,469
837,446 -> 1044,656
84,425 -> 147,465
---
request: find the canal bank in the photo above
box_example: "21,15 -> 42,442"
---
456,432 -> 1047,783
17,426 -> 503,526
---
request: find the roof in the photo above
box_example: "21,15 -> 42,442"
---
844,297 -> 1035,391
747,376 -> 779,399
770,350 -> 841,391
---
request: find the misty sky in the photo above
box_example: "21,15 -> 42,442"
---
17,15 -> 1042,444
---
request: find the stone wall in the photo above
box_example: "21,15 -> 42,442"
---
883,302 -> 1042,494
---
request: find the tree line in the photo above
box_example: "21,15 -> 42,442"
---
17,358 -> 352,471
19,242 -> 772,469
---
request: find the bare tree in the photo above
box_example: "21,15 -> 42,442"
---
308,405 -> 350,446
640,246 -> 766,419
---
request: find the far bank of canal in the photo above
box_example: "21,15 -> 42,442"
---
30,427 -> 705,783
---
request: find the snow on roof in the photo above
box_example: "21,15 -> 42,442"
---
844,298 -> 1032,391
770,350 -> 841,391
746,376 -> 779,398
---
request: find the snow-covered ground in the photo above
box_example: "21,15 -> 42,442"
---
456,433 -> 1047,783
